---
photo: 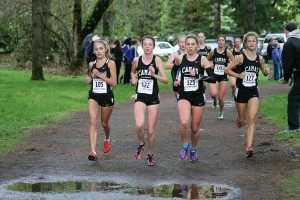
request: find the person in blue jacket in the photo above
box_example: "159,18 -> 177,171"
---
272,40 -> 282,80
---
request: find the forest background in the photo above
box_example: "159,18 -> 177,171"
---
0,0 -> 299,79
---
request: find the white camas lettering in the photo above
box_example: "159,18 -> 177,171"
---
245,66 -> 259,72
214,57 -> 226,62
138,69 -> 151,76
181,66 -> 199,74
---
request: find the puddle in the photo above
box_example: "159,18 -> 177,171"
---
6,181 -> 233,199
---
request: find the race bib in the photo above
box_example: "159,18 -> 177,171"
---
137,79 -> 154,94
242,72 -> 257,87
214,64 -> 225,75
93,78 -> 107,93
184,77 -> 198,91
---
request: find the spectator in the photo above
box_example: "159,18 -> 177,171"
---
110,39 -> 123,84
272,40 -> 282,80
124,39 -> 138,84
280,22 -> 300,134
267,38 -> 275,80
122,37 -> 132,84
84,35 -> 101,72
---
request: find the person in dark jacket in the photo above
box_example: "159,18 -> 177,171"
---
280,22 -> 300,134
267,38 -> 275,80
110,39 -> 123,84
122,37 -> 132,84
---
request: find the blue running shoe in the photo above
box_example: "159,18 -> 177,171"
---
179,146 -> 189,160
190,150 -> 198,162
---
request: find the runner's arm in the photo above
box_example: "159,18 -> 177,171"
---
131,57 -> 139,85
165,51 -> 177,70
151,56 -> 168,84
198,56 -> 216,83
224,55 -> 244,79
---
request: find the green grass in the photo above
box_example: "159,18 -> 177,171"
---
260,93 -> 300,148
259,77 -> 300,199
0,69 -> 172,153
277,171 -> 300,200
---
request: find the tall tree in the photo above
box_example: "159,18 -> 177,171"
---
69,0 -> 82,72
69,0 -> 114,72
31,0 -> 45,80
244,0 -> 255,32
41,0 -> 52,62
214,0 -> 221,37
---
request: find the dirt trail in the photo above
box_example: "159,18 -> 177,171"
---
0,84 -> 299,199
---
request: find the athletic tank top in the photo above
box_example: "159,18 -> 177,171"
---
136,56 -> 159,95
236,53 -> 260,90
90,59 -> 113,95
178,54 -> 205,94
198,45 -> 210,57
212,48 -> 229,76
233,48 -> 243,59
172,50 -> 182,81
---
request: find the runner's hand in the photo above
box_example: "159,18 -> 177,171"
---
174,80 -> 180,87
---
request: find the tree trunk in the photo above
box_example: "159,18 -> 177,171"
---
103,9 -> 114,39
41,0 -> 52,62
69,0 -> 83,72
69,0 -> 114,73
31,0 -> 45,80
214,0 -> 221,37
244,0 -> 255,32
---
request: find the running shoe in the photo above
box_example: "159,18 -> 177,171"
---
88,152 -> 97,161
147,154 -> 155,166
103,140 -> 111,153
278,128 -> 300,134
135,142 -> 145,160
246,147 -> 254,158
212,100 -> 217,110
190,150 -> 198,162
218,113 -> 224,120
180,185 -> 189,196
179,146 -> 189,160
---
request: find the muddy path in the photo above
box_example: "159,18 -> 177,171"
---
0,84 -> 299,199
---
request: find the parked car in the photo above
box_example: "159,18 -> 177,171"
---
137,41 -> 177,58
205,39 -> 218,50
260,33 -> 287,60
224,35 -> 235,50
256,38 -> 265,55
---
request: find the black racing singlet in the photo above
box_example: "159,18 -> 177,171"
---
198,45 -> 211,57
212,48 -> 229,76
178,54 -> 205,95
233,48 -> 243,59
235,53 -> 260,90
90,59 -> 113,96
136,56 -> 159,96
